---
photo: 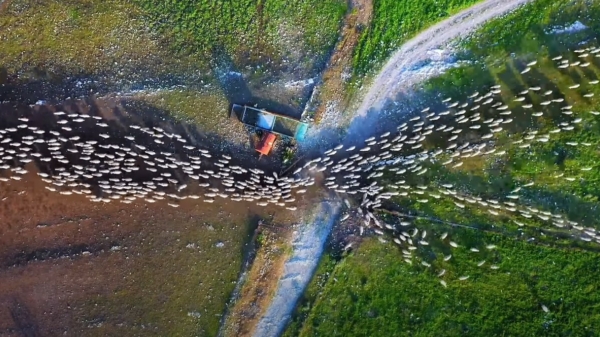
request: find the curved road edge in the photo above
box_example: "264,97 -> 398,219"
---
252,201 -> 342,337
354,0 -> 534,118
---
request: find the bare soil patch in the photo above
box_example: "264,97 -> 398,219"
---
220,222 -> 292,337
310,0 -> 373,124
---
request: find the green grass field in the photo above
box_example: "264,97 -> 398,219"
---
461,0 -> 600,60
415,0 -> 600,229
359,0 -> 600,232
0,0 -> 171,76
352,0 -> 482,78
0,0 -> 346,77
294,236 -> 600,337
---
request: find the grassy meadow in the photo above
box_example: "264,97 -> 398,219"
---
0,0 -> 196,77
285,0 -> 600,335
293,236 -> 600,336
0,0 -> 346,76
358,0 -> 600,237
0,0 -> 347,135
415,0 -> 600,231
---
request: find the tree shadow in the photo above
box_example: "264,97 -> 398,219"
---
431,164 -> 600,230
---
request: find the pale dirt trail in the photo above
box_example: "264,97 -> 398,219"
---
252,201 -> 341,337
302,0 -> 533,152
355,0 -> 533,118
254,1 -> 534,336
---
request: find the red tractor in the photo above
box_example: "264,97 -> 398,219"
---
256,132 -> 277,157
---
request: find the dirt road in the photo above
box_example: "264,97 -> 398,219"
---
354,0 -> 533,118
256,0 -> 535,336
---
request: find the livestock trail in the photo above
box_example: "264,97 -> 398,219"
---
1,46 -> 600,288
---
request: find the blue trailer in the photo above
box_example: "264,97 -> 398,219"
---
230,104 -> 309,141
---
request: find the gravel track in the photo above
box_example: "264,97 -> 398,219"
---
355,0 -> 533,118
252,201 -> 341,337
255,0 -> 535,336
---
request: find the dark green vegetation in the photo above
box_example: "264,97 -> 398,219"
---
463,0 -> 600,60
136,0 -> 346,71
352,0 -> 481,77
286,1 -> 600,336
294,236 -> 600,336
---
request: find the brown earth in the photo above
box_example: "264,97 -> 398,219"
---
0,0 -> 11,12
0,178 -> 304,336
312,0 -> 373,124
0,96 -> 319,336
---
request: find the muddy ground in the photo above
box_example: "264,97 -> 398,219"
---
0,96 -> 322,336
0,0 -> 344,335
